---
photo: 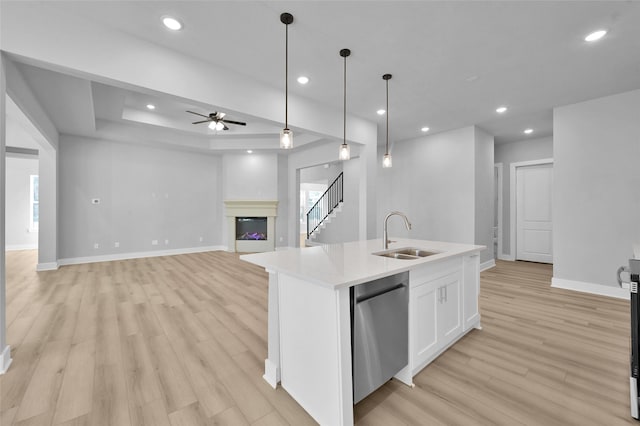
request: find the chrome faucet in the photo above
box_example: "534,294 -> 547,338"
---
383,211 -> 412,249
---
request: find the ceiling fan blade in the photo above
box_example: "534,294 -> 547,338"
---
192,120 -> 212,124
222,119 -> 247,126
186,110 -> 210,118
223,124 -> 229,131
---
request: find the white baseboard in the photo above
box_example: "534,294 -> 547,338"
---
58,245 -> 227,267
6,244 -> 38,251
498,252 -> 515,261
551,277 -> 629,300
36,261 -> 59,271
0,345 -> 12,374
480,259 -> 496,272
276,246 -> 296,251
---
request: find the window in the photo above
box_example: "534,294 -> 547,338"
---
29,175 -> 39,232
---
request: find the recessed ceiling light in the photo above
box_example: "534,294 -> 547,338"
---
247,150 -> 253,154
524,128 -> 533,134
421,127 -> 430,132
162,16 -> 183,31
146,104 -> 156,110
496,106 -> 507,114
297,76 -> 309,85
585,29 -> 607,42
377,109 -> 386,115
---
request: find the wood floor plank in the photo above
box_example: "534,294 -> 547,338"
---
3,251 -> 637,425
14,339 -> 70,422
90,363 -> 132,426
53,339 -> 96,424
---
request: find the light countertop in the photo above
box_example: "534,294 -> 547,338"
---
240,239 -> 485,289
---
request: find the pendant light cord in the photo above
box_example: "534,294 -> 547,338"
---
285,22 -> 289,129
385,79 -> 389,155
343,54 -> 347,146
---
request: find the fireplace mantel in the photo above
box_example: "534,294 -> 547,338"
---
224,200 -> 278,253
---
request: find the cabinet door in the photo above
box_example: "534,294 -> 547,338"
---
411,281 -> 439,369
463,254 -> 480,330
439,272 -> 462,344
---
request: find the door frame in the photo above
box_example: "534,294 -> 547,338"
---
509,158 -> 553,261
494,163 -> 504,260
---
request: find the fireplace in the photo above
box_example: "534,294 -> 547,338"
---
236,217 -> 267,240
224,200 -> 278,252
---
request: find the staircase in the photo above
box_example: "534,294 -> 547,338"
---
306,172 -> 343,241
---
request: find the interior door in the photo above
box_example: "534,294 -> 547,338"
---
516,164 -> 553,263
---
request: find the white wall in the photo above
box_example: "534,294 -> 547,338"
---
553,89 -> 640,289
1,55 -> 10,373
474,127 -> 495,264
5,155 -> 38,250
276,154 -> 289,248
378,126 -> 476,243
59,135 -> 222,260
494,136 -> 553,256
376,126 -> 494,262
222,153 -> 278,200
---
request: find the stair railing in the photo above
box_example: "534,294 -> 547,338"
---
306,172 -> 344,239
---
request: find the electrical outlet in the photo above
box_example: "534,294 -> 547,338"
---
152,240 -> 158,246
199,236 -> 204,242
164,239 -> 169,245
279,237 -> 284,242
94,243 -> 99,249
114,242 -> 120,248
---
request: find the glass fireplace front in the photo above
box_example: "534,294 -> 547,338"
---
236,217 -> 267,240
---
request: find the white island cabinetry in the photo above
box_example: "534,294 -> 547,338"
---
241,238 -> 484,426
408,255 -> 479,377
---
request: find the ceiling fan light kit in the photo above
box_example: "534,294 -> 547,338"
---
186,110 -> 246,132
382,73 -> 392,168
280,12 -> 294,149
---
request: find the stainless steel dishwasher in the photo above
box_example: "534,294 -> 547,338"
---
351,271 -> 409,404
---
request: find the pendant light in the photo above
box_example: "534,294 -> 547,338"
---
280,13 -> 294,149
338,48 -> 351,161
382,74 -> 392,168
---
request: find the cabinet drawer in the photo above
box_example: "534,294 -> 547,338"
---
410,257 -> 461,287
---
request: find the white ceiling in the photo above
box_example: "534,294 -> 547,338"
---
4,1 -> 640,149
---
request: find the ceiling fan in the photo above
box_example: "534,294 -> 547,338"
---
186,110 -> 247,131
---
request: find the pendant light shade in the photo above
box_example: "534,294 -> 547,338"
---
280,13 -> 294,149
339,48 -> 351,161
339,143 -> 351,161
382,74 -> 392,168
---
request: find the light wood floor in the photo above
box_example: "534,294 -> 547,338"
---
0,250 -> 635,425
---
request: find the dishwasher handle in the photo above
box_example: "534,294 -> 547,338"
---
355,283 -> 406,304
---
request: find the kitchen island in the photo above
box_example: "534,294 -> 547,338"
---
241,239 -> 484,425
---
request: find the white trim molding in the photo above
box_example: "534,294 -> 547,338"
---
58,246 -> 226,267
480,259 -> 496,272
6,244 -> 38,251
0,345 -> 12,374
509,158 -> 554,261
494,163 -> 503,262
551,277 -> 629,300
36,261 -> 59,271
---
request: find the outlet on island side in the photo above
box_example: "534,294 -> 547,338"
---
152,240 -> 158,246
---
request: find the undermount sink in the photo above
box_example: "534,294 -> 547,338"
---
373,247 -> 440,260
